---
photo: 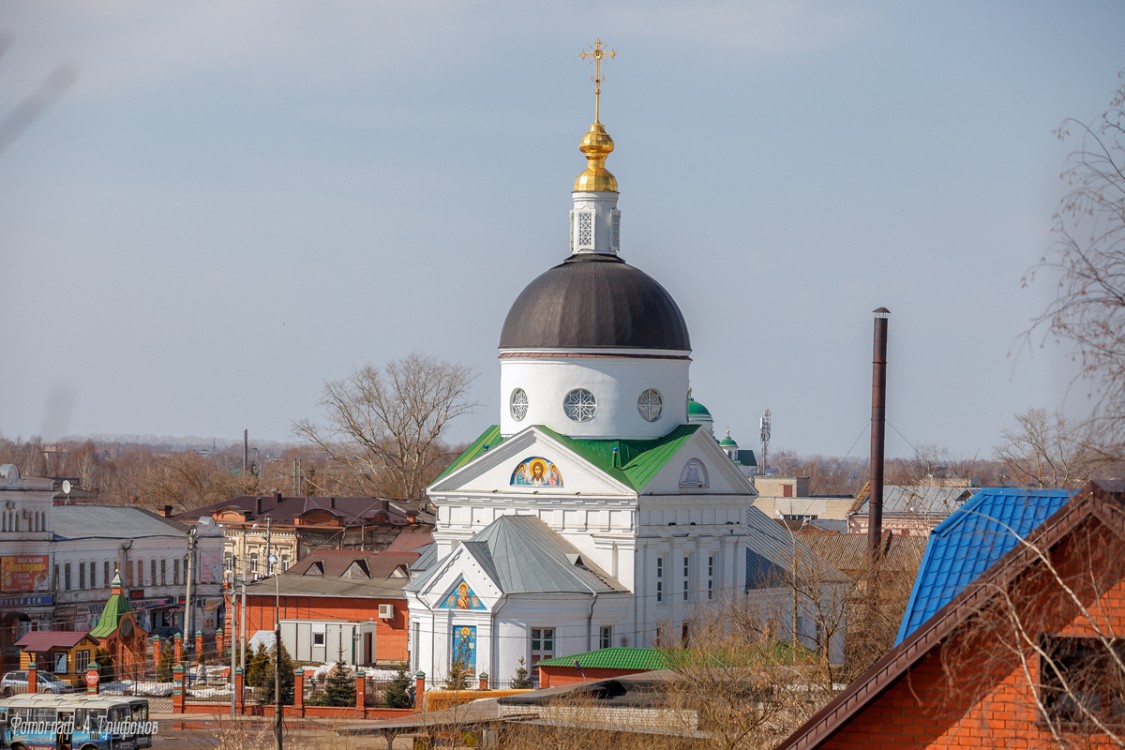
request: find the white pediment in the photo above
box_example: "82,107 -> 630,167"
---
412,543 -> 503,612
428,427 -> 636,498
642,429 -> 758,497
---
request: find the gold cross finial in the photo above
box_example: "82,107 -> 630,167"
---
580,38 -> 615,123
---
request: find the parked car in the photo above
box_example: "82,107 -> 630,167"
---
0,670 -> 82,696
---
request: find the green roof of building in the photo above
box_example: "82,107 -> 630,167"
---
435,423 -> 700,492
719,436 -> 738,447
538,423 -> 700,491
89,576 -> 133,639
435,424 -> 505,481
535,647 -> 669,671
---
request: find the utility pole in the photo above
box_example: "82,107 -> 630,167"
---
270,553 -> 282,750
230,580 -> 238,717
184,526 -> 198,663
265,517 -> 273,577
240,555 -> 248,670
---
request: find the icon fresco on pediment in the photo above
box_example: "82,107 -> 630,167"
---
439,578 -> 486,610
511,456 -> 563,487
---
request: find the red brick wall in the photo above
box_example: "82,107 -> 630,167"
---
239,594 -> 408,663
540,667 -> 648,688
822,519 -> 1125,749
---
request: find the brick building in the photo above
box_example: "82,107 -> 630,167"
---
777,480 -> 1125,749
239,540 -> 429,666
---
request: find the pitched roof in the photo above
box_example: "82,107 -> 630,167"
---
406,515 -> 626,596
801,532 -> 928,578
384,529 -> 434,553
52,506 -> 187,540
14,631 -> 97,651
743,509 -> 850,590
896,486 -> 1074,643
537,647 -> 668,671
245,548 -> 419,599
850,485 -> 976,516
90,587 -> 134,638
434,424 -> 701,492
177,494 -> 430,527
775,480 -> 1123,750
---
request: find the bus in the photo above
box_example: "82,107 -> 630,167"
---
0,693 -> 153,750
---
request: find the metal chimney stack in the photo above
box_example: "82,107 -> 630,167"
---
869,307 -> 890,563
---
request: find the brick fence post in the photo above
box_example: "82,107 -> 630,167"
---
172,664 -> 185,713
151,635 -> 162,671
414,671 -> 426,712
293,669 -> 304,715
195,630 -> 204,660
478,672 -> 489,691
215,628 -> 224,658
355,670 -> 365,717
234,667 -> 244,713
173,634 -> 183,664
27,661 -> 37,693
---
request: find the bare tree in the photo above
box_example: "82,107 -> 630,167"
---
293,353 -> 477,500
994,407 -> 1122,489
1024,71 -> 1125,438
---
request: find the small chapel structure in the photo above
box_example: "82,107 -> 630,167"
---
406,42 -> 803,686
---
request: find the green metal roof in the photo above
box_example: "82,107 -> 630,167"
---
89,585 -> 134,639
435,425 -> 505,481
434,424 -> 700,493
536,647 -> 668,670
686,399 -> 711,416
719,436 -> 738,447
537,423 -> 700,491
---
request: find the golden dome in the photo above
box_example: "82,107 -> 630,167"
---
573,121 -> 618,193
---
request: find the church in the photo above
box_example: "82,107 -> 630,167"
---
405,42 -> 776,686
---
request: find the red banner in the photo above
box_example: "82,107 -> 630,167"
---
1,555 -> 50,593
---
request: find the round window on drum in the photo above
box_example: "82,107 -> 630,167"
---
510,388 -> 529,422
563,388 -> 597,422
637,388 -> 663,422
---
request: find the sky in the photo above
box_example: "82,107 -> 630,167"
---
1,1 -> 1122,462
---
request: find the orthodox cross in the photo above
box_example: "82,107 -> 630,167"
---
580,38 -> 616,123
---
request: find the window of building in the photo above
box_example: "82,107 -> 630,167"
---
637,388 -> 663,422
53,564 -> 59,590
563,388 -> 596,422
79,562 -> 86,590
64,563 -> 71,591
136,559 -> 143,586
250,552 -> 259,576
173,559 -> 180,586
89,560 -> 96,588
707,555 -> 715,601
1041,635 -> 1125,727
599,626 -> 613,650
281,554 -> 290,571
54,652 -> 67,674
104,561 -> 110,587
656,556 -> 664,603
160,559 -> 167,586
312,623 -> 326,647
576,210 -> 594,249
510,388 -> 529,422
682,555 -> 692,602
151,560 -> 157,585
530,627 -> 555,685
75,649 -> 90,673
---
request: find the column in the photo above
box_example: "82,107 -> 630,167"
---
172,665 -> 185,713
27,661 -> 37,693
414,671 -> 426,712
354,670 -> 366,716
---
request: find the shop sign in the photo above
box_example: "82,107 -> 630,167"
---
1,555 -> 50,593
0,594 -> 54,608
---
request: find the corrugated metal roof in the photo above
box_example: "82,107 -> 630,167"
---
895,487 -> 1074,643
537,423 -> 700,491
537,647 -> 668,670
468,515 -> 625,594
743,509 -> 850,589
53,506 -> 187,540
14,631 -> 97,651
852,485 -> 976,516
406,515 -> 626,596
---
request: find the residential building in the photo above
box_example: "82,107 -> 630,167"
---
178,493 -> 433,582
847,483 -> 976,537
776,482 -> 1125,749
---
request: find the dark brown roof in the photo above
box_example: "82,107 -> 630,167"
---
15,631 -> 97,651
177,494 -> 432,528
288,549 -> 418,579
775,479 -> 1125,750
384,529 -> 433,553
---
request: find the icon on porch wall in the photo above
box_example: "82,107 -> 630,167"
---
439,579 -> 486,610
511,457 -> 563,487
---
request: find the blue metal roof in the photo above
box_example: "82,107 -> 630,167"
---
895,487 -> 1074,644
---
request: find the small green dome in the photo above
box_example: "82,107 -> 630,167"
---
687,399 -> 711,417
719,435 -> 738,448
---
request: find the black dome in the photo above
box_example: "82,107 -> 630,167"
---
500,254 -> 691,350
